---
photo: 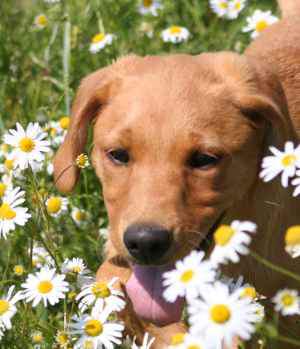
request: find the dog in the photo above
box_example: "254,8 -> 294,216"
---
54,0 -> 300,347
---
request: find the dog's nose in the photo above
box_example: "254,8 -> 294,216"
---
124,224 -> 172,264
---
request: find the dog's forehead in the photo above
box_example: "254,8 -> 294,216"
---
95,54 -> 254,151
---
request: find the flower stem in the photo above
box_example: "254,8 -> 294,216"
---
277,335 -> 300,347
249,250 -> 300,283
63,2 -> 71,115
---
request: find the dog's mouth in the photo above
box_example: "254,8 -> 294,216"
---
125,212 -> 225,326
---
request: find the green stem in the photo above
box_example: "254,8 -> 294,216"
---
29,169 -> 60,269
63,2 -> 71,115
249,250 -> 300,283
96,0 -> 105,33
277,335 -> 300,347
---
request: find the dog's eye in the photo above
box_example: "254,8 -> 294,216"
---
107,148 -> 130,165
187,151 -> 220,169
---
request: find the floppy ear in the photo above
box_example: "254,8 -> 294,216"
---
53,67 -> 117,193
233,93 -> 297,145
231,54 -> 299,146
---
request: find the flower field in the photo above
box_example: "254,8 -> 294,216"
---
0,0 -> 300,348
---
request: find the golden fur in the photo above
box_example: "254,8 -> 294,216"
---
54,1 -> 300,347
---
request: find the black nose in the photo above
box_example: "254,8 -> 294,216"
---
124,224 -> 172,264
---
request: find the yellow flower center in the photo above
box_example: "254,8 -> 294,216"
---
0,203 -> 16,220
255,20 -> 268,33
19,137 -> 35,153
47,197 -> 62,214
75,210 -> 86,221
92,33 -> 105,44
68,291 -> 77,300
59,116 -> 70,130
0,183 -> 7,197
0,299 -> 9,315
214,225 -> 235,246
84,319 -> 103,337
4,159 -> 14,170
210,304 -> 231,324
76,154 -> 88,168
282,154 -> 297,167
50,128 -> 57,137
234,2 -> 241,10
14,265 -> 24,276
241,286 -> 257,300
285,226 -> 300,246
187,345 -> 202,349
38,280 -> 53,294
91,282 -> 111,298
220,1 -> 228,9
57,332 -> 69,345
143,0 -> 153,7
170,26 -> 182,34
71,266 -> 82,273
84,340 -> 94,349
171,333 -> 185,345
36,15 -> 48,26
180,269 -> 194,283
281,294 -> 295,307
1,144 -> 9,153
32,333 -> 43,343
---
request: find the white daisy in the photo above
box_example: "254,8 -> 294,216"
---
210,220 -> 257,266
285,226 -> 300,258
76,277 -> 126,313
76,154 -> 90,169
89,33 -> 114,54
227,0 -> 246,19
132,332 -> 155,349
0,155 -> 22,179
21,267 -> 69,307
163,250 -> 216,303
0,323 -> 5,341
32,245 -> 55,269
0,286 -> 24,330
57,116 -> 70,133
0,187 -> 31,239
70,302 -> 124,349
180,333 -> 214,349
99,227 -> 109,239
243,9 -> 279,39
253,303 -> 265,323
138,0 -> 162,16
161,26 -> 190,44
260,142 -> 300,187
188,282 -> 258,349
272,289 -> 300,316
72,207 -> 89,225
47,163 -> 54,176
4,122 -> 50,170
0,143 -> 10,158
34,14 -> 48,29
62,257 -> 88,275
209,0 -> 230,18
292,170 -> 300,197
0,179 -> 12,199
46,196 -> 68,217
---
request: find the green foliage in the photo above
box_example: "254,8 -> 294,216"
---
0,0 -> 292,348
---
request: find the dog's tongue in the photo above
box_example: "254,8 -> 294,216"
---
125,264 -> 184,326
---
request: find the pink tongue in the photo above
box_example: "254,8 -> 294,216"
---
125,264 -> 184,326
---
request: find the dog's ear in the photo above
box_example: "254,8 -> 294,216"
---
53,68 -> 118,193
225,53 -> 298,146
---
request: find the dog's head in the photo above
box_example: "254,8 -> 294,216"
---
54,52 -> 296,324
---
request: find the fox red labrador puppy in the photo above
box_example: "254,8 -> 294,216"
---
54,0 -> 300,347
